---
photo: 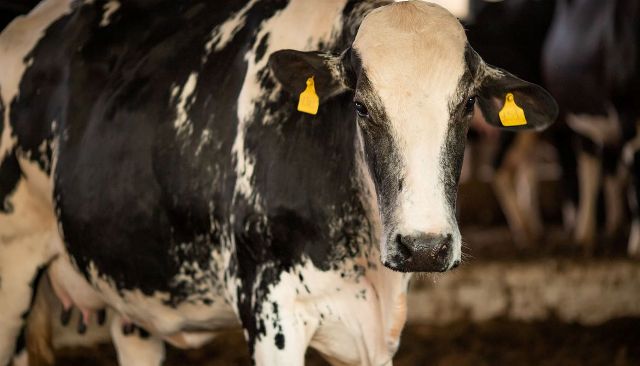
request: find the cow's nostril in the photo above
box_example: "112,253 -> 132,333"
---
396,234 -> 412,260
434,234 -> 453,263
436,242 -> 449,262
451,259 -> 461,269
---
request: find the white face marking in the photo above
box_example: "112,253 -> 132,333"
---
100,0 -> 120,27
395,0 -> 471,20
353,2 -> 466,251
0,0 -> 73,160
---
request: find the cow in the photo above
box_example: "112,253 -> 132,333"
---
542,0 -> 640,256
464,0 -> 570,248
0,0 -> 557,365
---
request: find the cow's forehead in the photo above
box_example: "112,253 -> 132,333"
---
352,1 -> 467,107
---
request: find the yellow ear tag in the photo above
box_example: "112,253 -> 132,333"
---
297,76 -> 319,115
499,93 -> 527,127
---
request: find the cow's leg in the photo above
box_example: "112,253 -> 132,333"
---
25,274 -> 55,366
110,314 -> 165,366
516,158 -> 543,239
574,146 -> 601,253
621,117 -> 640,258
602,146 -> 626,243
629,185 -> 640,259
236,277 -> 314,366
492,132 -> 539,247
624,132 -> 640,258
248,302 -> 310,366
551,123 -> 580,234
0,231 -> 53,366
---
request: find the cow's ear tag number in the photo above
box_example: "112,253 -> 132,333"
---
499,93 -> 527,127
298,76 -> 319,115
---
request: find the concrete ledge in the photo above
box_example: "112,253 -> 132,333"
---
407,259 -> 640,325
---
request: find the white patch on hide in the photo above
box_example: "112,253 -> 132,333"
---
171,72 -> 198,135
0,0 -> 73,160
567,108 -> 621,147
100,0 -> 120,27
204,0 -> 259,57
87,263 -> 237,338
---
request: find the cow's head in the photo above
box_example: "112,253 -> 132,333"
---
269,1 -> 557,272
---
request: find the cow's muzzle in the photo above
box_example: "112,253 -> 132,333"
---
383,232 -> 458,272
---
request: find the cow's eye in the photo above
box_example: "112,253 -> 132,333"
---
354,101 -> 369,118
464,96 -> 476,114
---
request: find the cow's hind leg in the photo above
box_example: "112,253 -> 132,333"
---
624,130 -> 640,259
0,172 -> 57,366
0,234 -> 52,366
602,146 -> 626,245
110,314 -> 165,366
24,274 -> 55,366
492,132 -> 541,248
575,147 -> 601,254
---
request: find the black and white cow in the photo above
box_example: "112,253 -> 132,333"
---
0,0 -> 557,364
542,0 -> 640,255
465,0 -> 566,248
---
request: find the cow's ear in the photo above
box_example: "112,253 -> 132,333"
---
269,50 -> 350,101
476,64 -> 559,131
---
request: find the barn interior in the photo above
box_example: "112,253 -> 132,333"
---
1,0 -> 638,365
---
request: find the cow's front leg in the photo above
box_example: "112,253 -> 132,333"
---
238,283 -> 316,366
110,315 -> 165,366
624,132 -> 640,259
575,149 -> 601,253
250,312 -> 310,366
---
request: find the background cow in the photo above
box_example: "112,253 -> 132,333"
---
542,0 -> 640,256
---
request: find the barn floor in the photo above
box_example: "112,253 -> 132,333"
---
56,317 -> 640,366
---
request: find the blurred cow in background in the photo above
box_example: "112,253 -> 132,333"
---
543,0 -> 640,257
463,0 -> 572,248
460,0 -> 640,256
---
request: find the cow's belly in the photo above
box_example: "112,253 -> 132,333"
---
48,252 -> 239,340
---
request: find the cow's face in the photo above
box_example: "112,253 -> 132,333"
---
270,1 -> 557,272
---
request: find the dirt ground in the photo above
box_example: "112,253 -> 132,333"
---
56,317 -> 640,366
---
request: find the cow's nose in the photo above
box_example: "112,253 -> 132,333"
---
384,232 -> 454,272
